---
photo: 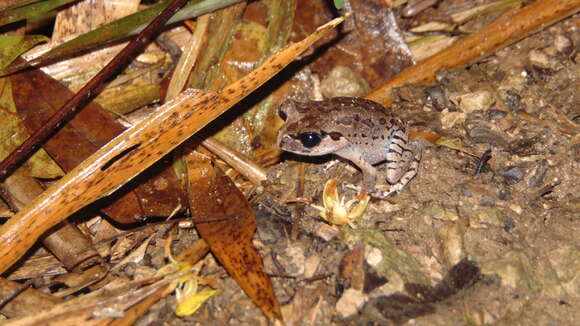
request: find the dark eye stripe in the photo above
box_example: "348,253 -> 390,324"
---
320,130 -> 342,141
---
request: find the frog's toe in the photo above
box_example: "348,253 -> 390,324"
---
369,189 -> 397,199
344,183 -> 362,192
345,183 -> 397,199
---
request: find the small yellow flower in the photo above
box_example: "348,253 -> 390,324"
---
311,179 -> 370,227
156,235 -> 217,317
174,278 -> 218,317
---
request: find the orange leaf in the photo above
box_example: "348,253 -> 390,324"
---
184,150 -> 282,322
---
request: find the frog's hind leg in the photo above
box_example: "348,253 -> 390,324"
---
341,137 -> 421,198
376,137 -> 422,199
385,128 -> 413,184
378,145 -> 420,198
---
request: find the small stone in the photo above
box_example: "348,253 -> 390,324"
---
423,85 -> 449,111
467,126 -> 509,148
365,247 -> 383,267
336,288 -> 366,319
529,49 -> 557,70
509,204 -> 522,215
320,66 -> 370,98
498,166 -> 525,185
554,34 -> 572,53
504,90 -> 526,112
451,91 -> 495,113
503,217 -> 516,232
440,109 -> 466,129
498,189 -> 511,200
276,244 -> 305,277
498,71 -> 527,94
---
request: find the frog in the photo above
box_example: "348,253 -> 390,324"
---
277,97 -> 421,199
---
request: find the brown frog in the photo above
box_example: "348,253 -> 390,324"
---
277,97 -> 420,198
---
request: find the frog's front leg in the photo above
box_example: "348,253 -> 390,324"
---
335,147 -> 378,191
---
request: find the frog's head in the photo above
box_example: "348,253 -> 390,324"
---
277,100 -> 349,156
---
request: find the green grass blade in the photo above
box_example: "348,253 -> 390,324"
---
0,0 -> 78,27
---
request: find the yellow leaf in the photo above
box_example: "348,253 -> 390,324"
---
175,288 -> 218,317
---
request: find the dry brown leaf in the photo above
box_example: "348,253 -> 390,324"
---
0,278 -> 63,318
10,65 -> 187,224
183,149 -> 281,321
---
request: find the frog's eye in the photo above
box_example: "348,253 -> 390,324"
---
298,132 -> 321,148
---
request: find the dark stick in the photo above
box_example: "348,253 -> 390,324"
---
474,149 -> 492,177
0,0 -> 190,180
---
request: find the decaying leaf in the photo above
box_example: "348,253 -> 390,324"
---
10,65 -> 187,224
184,149 -> 281,321
0,35 -> 62,178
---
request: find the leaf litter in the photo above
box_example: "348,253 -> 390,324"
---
0,0 -> 578,325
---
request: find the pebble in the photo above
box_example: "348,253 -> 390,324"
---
336,288 -> 366,319
423,85 -> 449,111
554,34 -> 572,53
498,165 -> 525,185
320,66 -> 370,98
451,91 -> 495,113
528,49 -> 552,69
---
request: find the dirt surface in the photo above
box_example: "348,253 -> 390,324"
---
215,13 -> 578,326
143,5 -> 579,326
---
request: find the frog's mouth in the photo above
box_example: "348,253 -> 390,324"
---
278,134 -> 314,154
